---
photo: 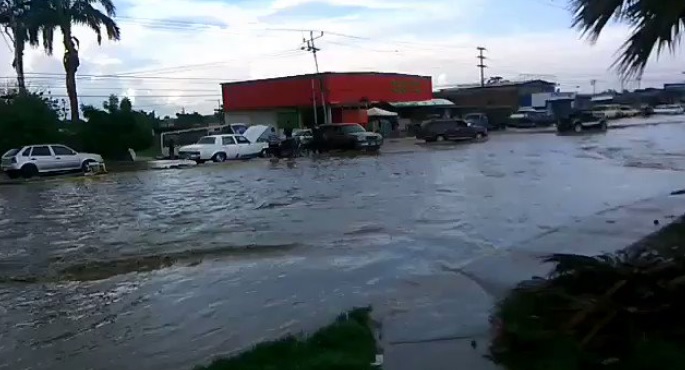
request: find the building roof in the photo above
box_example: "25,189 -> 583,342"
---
435,79 -> 556,92
220,71 -> 431,86
389,98 -> 455,108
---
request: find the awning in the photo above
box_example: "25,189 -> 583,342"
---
389,98 -> 455,108
367,107 -> 398,117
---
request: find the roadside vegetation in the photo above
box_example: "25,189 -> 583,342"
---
0,0 -> 120,122
0,90 -> 158,159
195,307 -> 379,370
489,216 -> 685,370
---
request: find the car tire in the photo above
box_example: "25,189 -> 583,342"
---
21,164 -> 38,179
475,132 -> 485,140
599,120 -> 608,131
212,152 -> 227,162
81,159 -> 95,173
5,170 -> 19,179
573,122 -> 583,133
259,149 -> 268,158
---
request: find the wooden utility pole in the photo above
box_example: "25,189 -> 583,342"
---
302,31 -> 327,124
477,47 -> 487,87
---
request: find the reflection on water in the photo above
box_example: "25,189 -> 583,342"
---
2,125 -> 685,369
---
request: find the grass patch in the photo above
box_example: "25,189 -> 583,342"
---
195,307 -> 378,370
489,216 -> 685,370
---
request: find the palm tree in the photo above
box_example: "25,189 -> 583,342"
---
569,0 -> 685,79
0,0 -> 53,92
42,0 -> 120,122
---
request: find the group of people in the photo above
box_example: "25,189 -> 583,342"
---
266,126 -> 327,159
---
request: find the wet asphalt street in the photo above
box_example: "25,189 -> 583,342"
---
3,123 -> 685,369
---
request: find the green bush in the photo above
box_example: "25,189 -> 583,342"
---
76,95 -> 156,159
489,244 -> 685,370
195,307 -> 378,370
0,92 -> 62,155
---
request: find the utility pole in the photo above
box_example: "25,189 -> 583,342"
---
590,79 -> 597,95
476,46 -> 487,87
302,31 -> 328,124
636,76 -> 642,90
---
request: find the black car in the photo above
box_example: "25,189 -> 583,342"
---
417,119 -> 487,142
507,109 -> 556,128
314,123 -> 384,152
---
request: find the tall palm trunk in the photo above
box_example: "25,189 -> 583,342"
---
12,32 -> 26,92
62,27 -> 80,122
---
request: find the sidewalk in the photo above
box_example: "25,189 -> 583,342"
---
376,192 -> 685,370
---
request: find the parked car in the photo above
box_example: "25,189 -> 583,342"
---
315,123 -> 383,152
463,112 -> 505,130
1,144 -> 104,179
507,108 -> 555,128
652,104 -> 685,115
178,125 -> 272,163
417,119 -> 487,142
618,106 -> 640,118
591,104 -> 621,119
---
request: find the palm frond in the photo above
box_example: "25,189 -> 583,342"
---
570,0 -> 685,78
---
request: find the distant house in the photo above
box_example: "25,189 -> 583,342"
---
434,79 -> 556,110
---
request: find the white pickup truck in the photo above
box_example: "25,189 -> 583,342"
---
178,125 -> 271,163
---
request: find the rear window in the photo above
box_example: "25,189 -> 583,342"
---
197,136 -> 216,144
2,149 -> 19,158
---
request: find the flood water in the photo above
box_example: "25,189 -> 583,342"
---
3,124 -> 685,369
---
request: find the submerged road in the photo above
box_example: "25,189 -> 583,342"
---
2,123 -> 685,369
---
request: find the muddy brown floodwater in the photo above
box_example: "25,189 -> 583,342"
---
3,123 -> 685,370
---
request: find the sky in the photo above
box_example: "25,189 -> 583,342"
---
3,0 -> 685,116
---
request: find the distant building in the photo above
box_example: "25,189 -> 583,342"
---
434,79 -> 556,110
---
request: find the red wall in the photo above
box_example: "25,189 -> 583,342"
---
222,73 -> 432,111
223,77 -> 322,111
326,74 -> 432,105
339,109 -> 368,124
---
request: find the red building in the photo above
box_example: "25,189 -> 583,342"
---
221,72 -> 432,129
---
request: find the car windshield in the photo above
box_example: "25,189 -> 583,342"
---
341,124 -> 366,134
197,137 -> 216,144
2,148 -> 19,158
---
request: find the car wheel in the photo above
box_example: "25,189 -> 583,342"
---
475,132 -> 484,140
259,149 -> 268,158
573,123 -> 583,133
81,160 -> 95,173
21,164 -> 38,179
212,152 -> 226,162
599,120 -> 608,131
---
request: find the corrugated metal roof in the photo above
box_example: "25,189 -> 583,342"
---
389,98 -> 455,107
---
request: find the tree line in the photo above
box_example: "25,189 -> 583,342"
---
0,0 -> 119,122
0,90 -> 157,159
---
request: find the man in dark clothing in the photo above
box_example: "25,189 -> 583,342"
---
267,127 -> 281,157
167,138 -> 176,159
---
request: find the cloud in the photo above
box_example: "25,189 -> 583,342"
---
0,0 -> 682,117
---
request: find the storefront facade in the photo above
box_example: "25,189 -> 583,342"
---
221,72 -> 432,129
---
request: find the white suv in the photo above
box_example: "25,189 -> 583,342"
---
1,145 -> 104,179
